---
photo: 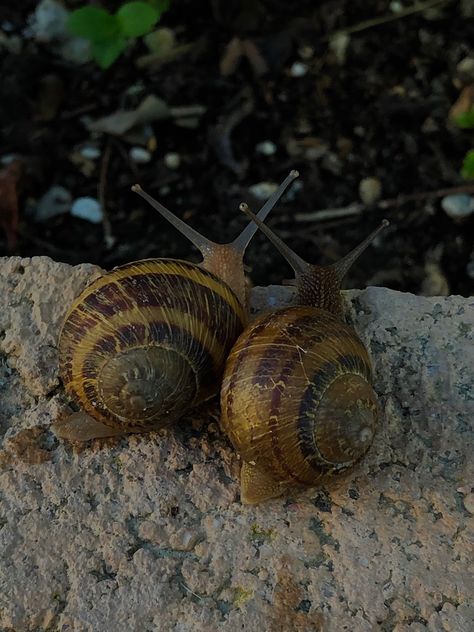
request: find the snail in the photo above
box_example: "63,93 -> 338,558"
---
220,203 -> 389,504
53,171 -> 299,442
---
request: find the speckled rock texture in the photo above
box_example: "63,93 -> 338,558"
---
0,256 -> 473,632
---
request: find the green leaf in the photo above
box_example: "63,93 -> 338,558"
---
117,2 -> 159,38
453,109 -> 474,130
92,37 -> 127,69
461,149 -> 474,180
147,0 -> 170,13
68,7 -> 120,43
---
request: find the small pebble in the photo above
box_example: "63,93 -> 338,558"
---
70,197 -> 103,224
421,117 -> 439,134
306,144 -> 329,161
463,493 -> 474,514
359,177 -> 382,205
389,1 -> 404,12
138,520 -> 168,544
35,185 -> 72,221
29,0 -> 69,42
329,32 -> 350,65
164,152 -> 180,169
248,181 -> 279,201
1,20 -> 14,32
461,0 -> 474,18
0,33 -> 22,54
130,147 -> 152,164
421,261 -> 449,297
0,154 -> 18,166
60,37 -> 92,65
456,56 -> 474,86
290,62 -> 308,77
441,194 -> 474,221
321,152 -> 343,176
169,529 -> 200,551
255,140 -> 277,156
298,45 -> 314,60
79,146 -> 101,161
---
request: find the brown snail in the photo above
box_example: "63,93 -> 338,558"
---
220,204 -> 389,504
53,172 -> 299,442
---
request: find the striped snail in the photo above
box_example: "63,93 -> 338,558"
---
220,204 -> 389,504
53,172 -> 299,442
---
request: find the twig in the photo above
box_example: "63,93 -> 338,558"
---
170,105 -> 207,119
209,87 -> 255,175
60,103 -> 99,120
326,0 -> 453,40
180,582 -> 203,600
98,140 -> 116,249
295,202 -> 364,222
294,182 -> 474,223
378,183 -> 474,208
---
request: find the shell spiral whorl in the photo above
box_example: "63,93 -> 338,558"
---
220,306 -> 378,488
98,346 -> 197,424
59,259 -> 246,433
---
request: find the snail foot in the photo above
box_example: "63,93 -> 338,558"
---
240,461 -> 288,504
52,411 -> 126,442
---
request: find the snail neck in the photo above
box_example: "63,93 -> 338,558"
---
295,264 -> 344,318
200,243 -> 248,311
238,203 -> 389,320
131,171 -> 300,317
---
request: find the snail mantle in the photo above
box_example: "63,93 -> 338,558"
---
0,256 -> 473,632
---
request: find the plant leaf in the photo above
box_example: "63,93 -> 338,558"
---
92,38 -> 128,69
68,7 -> 120,43
117,2 -> 159,38
461,149 -> 474,180
453,109 -> 474,130
147,0 -> 170,12
448,85 -> 474,125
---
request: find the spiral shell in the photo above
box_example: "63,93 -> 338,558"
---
220,306 -> 378,495
59,258 -> 246,433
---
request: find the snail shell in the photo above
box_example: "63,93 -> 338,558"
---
59,259 -> 245,434
54,172 -> 300,442
221,306 -> 378,502
220,204 -> 388,504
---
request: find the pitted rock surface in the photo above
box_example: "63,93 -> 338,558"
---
0,257 -> 473,632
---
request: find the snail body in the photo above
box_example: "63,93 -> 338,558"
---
220,206 -> 388,503
54,172 -> 299,442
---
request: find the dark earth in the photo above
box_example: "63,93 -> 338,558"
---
1,0 -> 473,296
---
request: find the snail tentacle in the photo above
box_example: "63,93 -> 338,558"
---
133,172 -> 299,308
239,202 -> 389,316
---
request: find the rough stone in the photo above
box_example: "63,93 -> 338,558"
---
0,256 -> 473,632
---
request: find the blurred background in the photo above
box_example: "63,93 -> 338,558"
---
0,0 -> 473,295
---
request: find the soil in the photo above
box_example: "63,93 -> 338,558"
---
1,0 -> 473,296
